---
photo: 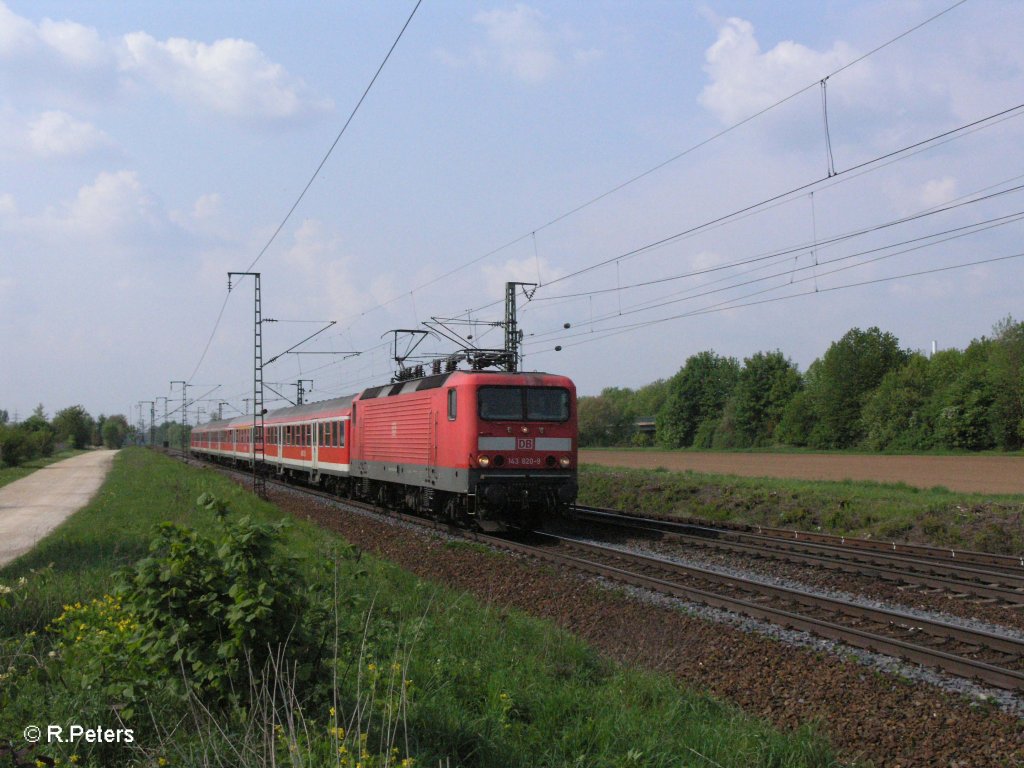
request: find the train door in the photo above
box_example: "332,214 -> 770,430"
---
312,420 -> 320,475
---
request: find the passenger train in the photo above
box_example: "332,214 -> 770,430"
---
190,369 -> 578,530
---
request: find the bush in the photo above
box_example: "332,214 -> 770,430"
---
0,425 -> 27,467
45,493 -> 335,719
116,493 -> 332,707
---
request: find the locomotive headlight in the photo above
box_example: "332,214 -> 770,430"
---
559,456 -> 571,468
478,455 -> 490,467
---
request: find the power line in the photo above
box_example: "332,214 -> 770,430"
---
533,250 -> 1024,353
528,210 -> 1024,342
246,0 -> 423,272
533,181 -> 1024,303
316,0 -> 970,332
186,0 -> 423,383
454,101 -> 1024,324
260,119 -> 1024,392
541,102 -> 1024,292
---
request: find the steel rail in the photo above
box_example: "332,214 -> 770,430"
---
573,505 -> 1024,580
573,504 -> 1024,571
539,533 -> 1024,658
473,531 -> 1024,692
572,507 -> 1024,602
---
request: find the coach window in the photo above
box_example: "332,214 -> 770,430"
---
447,389 -> 457,421
339,421 -> 346,447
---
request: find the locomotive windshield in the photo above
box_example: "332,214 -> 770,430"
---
478,386 -> 570,422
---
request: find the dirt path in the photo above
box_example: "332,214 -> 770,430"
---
0,450 -> 117,567
581,449 -> 1024,494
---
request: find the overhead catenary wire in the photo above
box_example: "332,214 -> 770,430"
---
454,102 -> 1024,324
531,180 -> 1024,303
221,110 -> 1024,398
527,210 -> 1024,343
185,0 -> 423,384
195,1 -> 999,396
315,0 -> 971,333
531,250 -> 1024,354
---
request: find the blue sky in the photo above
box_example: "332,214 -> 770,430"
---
2,1 -> 1023,424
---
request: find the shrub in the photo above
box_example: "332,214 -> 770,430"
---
0,424 -> 27,467
116,493 -> 332,707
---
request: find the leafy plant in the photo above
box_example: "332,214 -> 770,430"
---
117,493 -> 332,707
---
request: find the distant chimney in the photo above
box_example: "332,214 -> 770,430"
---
931,340 -> 937,358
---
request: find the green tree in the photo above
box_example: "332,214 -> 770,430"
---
987,316 -> 1024,450
932,339 -> 996,450
656,351 -> 740,448
92,414 -> 107,446
730,350 -> 803,446
53,405 -> 95,449
578,393 -> 633,447
810,327 -> 909,448
101,414 -> 130,448
631,379 -> 669,421
18,410 -> 55,460
861,353 -> 933,450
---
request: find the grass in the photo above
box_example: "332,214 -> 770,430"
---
0,448 -> 89,489
0,448 -> 840,767
578,464 -> 1024,553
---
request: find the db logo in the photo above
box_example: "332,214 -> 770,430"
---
516,438 -> 535,450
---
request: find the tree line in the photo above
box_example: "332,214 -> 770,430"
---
0,405 -> 132,467
578,316 -> 1024,452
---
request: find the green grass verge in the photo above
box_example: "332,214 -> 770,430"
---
0,449 -> 839,767
578,464 -> 1024,553
0,449 -> 89,489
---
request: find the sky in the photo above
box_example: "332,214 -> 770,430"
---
1,0 -> 1023,426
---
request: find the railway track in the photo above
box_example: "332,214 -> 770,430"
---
490,532 -> 1024,692
184,454 -> 1024,693
571,504 -> 1024,606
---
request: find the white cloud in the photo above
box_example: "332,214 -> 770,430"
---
27,110 -> 112,158
481,254 -> 562,300
191,193 -> 223,221
37,16 -> 107,68
441,4 -> 598,84
475,5 -> 559,83
0,2 -> 329,124
0,1 -> 35,57
119,32 -> 331,121
699,17 -> 858,125
0,2 -> 109,70
918,177 -> 957,209
0,192 -> 16,217
67,170 -> 157,234
19,170 -> 161,241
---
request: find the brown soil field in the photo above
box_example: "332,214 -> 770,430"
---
580,449 -> 1024,495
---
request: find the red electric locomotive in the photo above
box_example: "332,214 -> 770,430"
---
190,369 -> 577,530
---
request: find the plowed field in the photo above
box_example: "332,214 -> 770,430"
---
580,450 -> 1024,494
